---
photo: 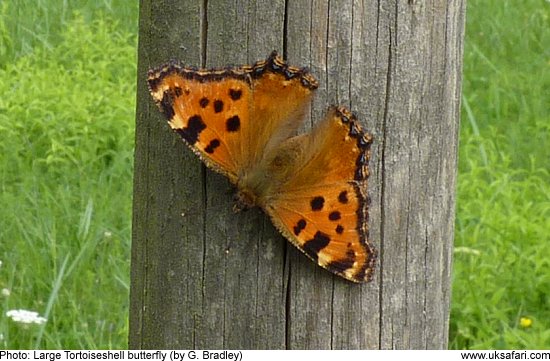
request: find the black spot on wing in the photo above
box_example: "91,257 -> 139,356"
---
338,191 -> 348,204
214,100 -> 224,113
310,196 -> 324,211
328,211 -> 341,221
199,97 -> 209,108
303,231 -> 331,261
327,249 -> 356,273
176,115 -> 206,145
336,225 -> 344,234
293,219 -> 307,236
226,116 -> 241,132
204,139 -> 221,154
160,90 -> 175,119
229,88 -> 242,100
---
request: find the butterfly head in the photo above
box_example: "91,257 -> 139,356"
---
232,188 -> 258,213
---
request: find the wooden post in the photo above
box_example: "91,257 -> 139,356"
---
130,0 -> 465,349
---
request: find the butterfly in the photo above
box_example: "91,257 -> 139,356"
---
147,51 -> 376,283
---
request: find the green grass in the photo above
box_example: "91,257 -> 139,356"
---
449,0 -> 550,349
0,5 -> 137,348
0,0 -> 137,67
0,0 -> 548,350
450,137 -> 550,348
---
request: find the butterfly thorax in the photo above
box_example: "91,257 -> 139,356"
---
234,171 -> 273,212
234,136 -> 306,212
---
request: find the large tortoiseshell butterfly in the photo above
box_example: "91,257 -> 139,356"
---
147,51 -> 376,282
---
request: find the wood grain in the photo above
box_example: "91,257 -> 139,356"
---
130,0 -> 465,349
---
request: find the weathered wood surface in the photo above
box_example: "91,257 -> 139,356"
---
130,0 -> 465,349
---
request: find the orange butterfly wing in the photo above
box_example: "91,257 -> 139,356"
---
147,52 -> 318,184
262,107 -> 376,282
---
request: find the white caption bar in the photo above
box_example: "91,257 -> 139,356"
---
1,350 -> 549,361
